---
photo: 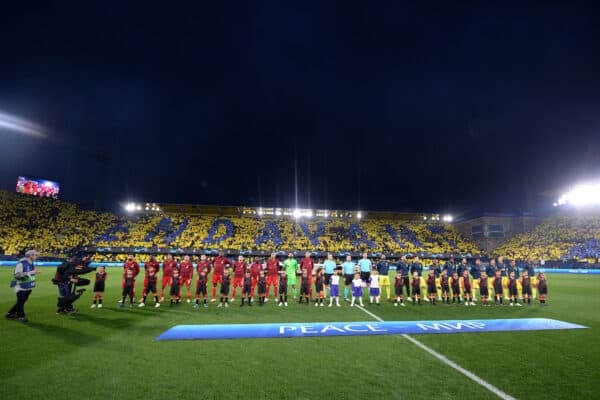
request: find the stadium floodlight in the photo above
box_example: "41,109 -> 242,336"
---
136,205 -> 142,211
124,202 -> 136,212
257,209 -> 264,216
357,211 -> 362,219
275,210 -> 282,216
555,182 -> 600,207
442,215 -> 453,222
306,210 -> 313,218
569,183 -> 600,206
293,209 -> 301,219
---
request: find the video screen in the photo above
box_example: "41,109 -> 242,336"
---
16,176 -> 60,199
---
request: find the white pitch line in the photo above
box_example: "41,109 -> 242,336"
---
355,305 -> 516,400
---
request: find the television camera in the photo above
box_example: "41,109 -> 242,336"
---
52,255 -> 96,312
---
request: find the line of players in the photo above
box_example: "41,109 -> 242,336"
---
397,267 -> 548,307
89,252 -> 549,309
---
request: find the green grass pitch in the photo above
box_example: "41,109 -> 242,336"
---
1,269 -> 599,400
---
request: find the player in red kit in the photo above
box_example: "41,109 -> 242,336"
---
160,254 -> 178,302
266,253 -> 281,302
249,257 -> 263,297
179,255 -> 194,302
231,255 -> 247,301
141,255 -> 160,301
121,254 -> 140,304
211,251 -> 232,302
196,254 -> 211,276
300,251 -> 315,301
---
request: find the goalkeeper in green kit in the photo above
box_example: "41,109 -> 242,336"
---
283,253 -> 299,299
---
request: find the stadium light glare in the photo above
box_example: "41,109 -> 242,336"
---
306,210 -> 313,218
555,182 -> 600,207
293,209 -> 301,219
0,111 -> 47,138
136,205 -> 142,211
357,211 -> 362,219
124,202 -> 136,212
257,209 -> 264,216
442,215 -> 453,222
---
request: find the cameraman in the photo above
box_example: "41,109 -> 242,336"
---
6,250 -> 40,323
54,257 -> 80,314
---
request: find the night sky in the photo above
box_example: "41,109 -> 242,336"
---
1,1 -> 600,216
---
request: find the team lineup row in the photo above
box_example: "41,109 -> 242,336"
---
89,252 -> 549,309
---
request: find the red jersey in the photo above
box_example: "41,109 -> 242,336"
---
212,256 -> 231,275
147,270 -> 158,284
300,257 -> 314,273
123,260 -> 140,278
179,261 -> 194,279
249,262 -> 262,279
266,258 -> 280,276
196,260 -> 211,275
145,260 -> 159,276
162,259 -> 178,277
233,261 -> 247,278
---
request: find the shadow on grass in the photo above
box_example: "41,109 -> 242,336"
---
64,312 -> 134,329
24,321 -> 98,345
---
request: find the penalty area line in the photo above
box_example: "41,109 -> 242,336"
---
355,305 -> 516,400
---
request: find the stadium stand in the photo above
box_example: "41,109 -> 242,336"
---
3,189 -> 598,265
0,191 -> 481,259
0,190 -> 114,256
494,212 -> 600,263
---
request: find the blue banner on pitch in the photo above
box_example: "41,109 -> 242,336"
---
156,318 -> 586,341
